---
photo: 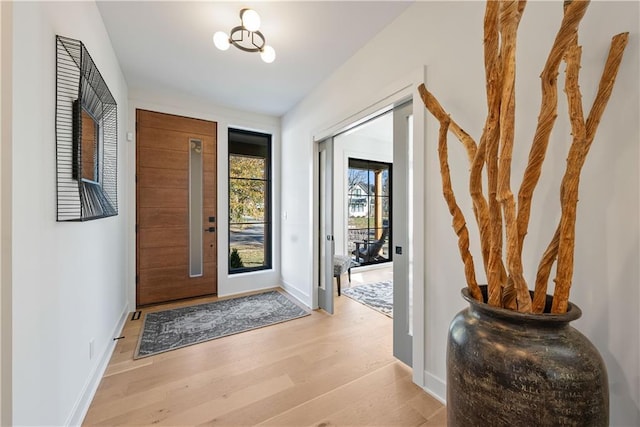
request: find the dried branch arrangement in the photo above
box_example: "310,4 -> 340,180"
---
419,0 -> 628,313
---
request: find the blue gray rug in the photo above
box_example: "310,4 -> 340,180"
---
134,290 -> 310,358
342,281 -> 393,317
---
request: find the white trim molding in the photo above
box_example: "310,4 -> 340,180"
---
67,305 -> 129,426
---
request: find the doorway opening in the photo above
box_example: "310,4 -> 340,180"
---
332,110 -> 394,312
318,100 -> 413,367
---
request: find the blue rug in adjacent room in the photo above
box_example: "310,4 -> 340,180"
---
134,290 -> 310,359
342,280 -> 393,318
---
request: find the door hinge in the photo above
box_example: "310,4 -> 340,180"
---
135,224 -> 139,233
135,275 -> 139,284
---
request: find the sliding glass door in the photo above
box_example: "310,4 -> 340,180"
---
347,159 -> 392,266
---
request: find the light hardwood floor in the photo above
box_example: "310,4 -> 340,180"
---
84,272 -> 445,426
346,264 -> 393,287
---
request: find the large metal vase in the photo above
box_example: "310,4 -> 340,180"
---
447,285 -> 608,426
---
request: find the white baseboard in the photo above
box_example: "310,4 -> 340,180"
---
424,370 -> 447,405
280,281 -> 311,308
65,304 -> 129,426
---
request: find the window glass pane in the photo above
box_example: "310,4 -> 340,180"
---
230,224 -> 266,269
378,231 -> 390,261
229,178 -> 266,223
381,169 -> 390,197
229,154 -> 266,179
367,195 -> 375,231
189,139 -> 203,277
348,196 -> 366,219
381,197 -> 390,227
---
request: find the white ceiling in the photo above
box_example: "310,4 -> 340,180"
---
96,1 -> 413,117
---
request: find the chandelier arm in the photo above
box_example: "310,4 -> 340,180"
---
229,26 -> 265,53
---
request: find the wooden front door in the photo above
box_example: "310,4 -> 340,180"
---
136,110 -> 217,306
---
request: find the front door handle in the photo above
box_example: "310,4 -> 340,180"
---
204,227 -> 216,233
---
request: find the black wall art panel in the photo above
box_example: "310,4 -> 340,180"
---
56,35 -> 118,221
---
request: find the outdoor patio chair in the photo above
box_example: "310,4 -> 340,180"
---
352,228 -> 389,264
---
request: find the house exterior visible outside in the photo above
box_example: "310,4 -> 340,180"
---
348,183 -> 370,218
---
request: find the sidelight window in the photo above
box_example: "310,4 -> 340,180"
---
228,129 -> 272,273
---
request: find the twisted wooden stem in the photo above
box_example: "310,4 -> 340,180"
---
547,32 -> 628,313
516,0 -> 590,257
418,86 -> 477,162
532,225 -> 559,313
496,0 -> 531,312
551,43 -> 586,314
437,117 -> 483,302
479,0 -> 507,306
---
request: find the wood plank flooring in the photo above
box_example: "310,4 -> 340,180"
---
83,283 -> 445,426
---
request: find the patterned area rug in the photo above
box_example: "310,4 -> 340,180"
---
134,290 -> 310,359
342,281 -> 393,318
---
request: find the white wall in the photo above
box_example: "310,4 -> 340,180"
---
127,88 -> 281,304
333,115 -> 393,255
10,2 -> 129,425
281,2 -> 640,425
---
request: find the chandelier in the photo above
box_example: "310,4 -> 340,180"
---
213,8 -> 276,63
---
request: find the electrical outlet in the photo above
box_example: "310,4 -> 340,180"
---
89,338 -> 95,360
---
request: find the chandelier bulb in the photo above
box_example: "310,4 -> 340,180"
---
260,45 -> 276,63
213,31 -> 230,51
241,8 -> 261,32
